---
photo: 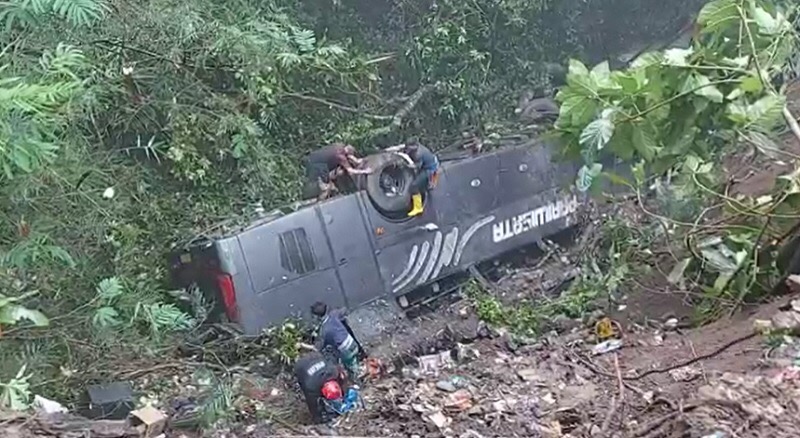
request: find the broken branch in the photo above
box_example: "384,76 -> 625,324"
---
600,353 -> 625,434
785,107 -> 800,145
369,83 -> 439,136
282,92 -> 394,120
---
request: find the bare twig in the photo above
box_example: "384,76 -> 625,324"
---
627,333 -> 756,381
282,92 -> 393,120
115,360 -> 242,379
600,353 -> 625,434
633,411 -> 681,437
785,107 -> 800,144
688,340 -> 708,385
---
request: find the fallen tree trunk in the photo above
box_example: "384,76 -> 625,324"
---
1,412 -> 140,438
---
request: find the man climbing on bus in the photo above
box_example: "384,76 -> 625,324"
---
386,137 -> 440,217
304,143 -> 372,202
311,301 -> 363,382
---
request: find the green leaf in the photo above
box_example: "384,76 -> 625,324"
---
632,161 -> 646,186
46,245 -> 75,267
566,59 -> 596,95
630,52 -> 663,70
746,131 -> 783,160
739,75 -> 763,93
697,0 -> 739,34
701,247 -> 739,273
607,123 -> 635,160
579,114 -> 615,151
685,74 -> 724,103
568,59 -> 589,77
557,90 -> 595,128
667,258 -> 692,286
721,56 -> 749,68
96,277 -> 123,301
750,5 -> 784,35
0,305 -> 49,326
590,61 -> 617,89
0,366 -> 30,410
602,171 -> 633,188
92,307 -> 121,328
613,70 -> 647,93
576,163 -> 603,192
632,123 -> 659,160
728,93 -> 786,131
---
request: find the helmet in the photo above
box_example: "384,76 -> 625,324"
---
321,380 -> 343,400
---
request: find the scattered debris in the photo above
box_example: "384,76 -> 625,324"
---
81,382 -> 135,420
418,351 -> 454,374
427,411 -> 451,429
592,339 -> 623,355
664,318 -> 679,330
130,406 -> 167,438
34,395 -> 67,415
669,366 -> 703,382
773,310 -> 800,334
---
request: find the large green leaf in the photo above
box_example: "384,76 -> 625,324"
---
576,163 -> 603,192
557,89 -> 596,127
750,4 -> 787,36
630,52 -> 663,70
701,247 -> 739,273
697,0 -> 739,34
738,74 -> 763,95
632,123 -> 659,161
579,113 -> 615,151
746,131 -> 784,160
607,123 -> 635,160
612,69 -> 647,93
683,73 -> 724,103
96,277 -> 123,301
693,75 -> 724,103
0,305 -> 49,326
566,59 -> 596,95
727,93 -> 786,131
92,306 -> 121,328
590,61 -> 618,90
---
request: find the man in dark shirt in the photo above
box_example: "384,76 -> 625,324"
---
304,143 -> 372,201
311,301 -> 361,381
387,137 -> 440,217
294,351 -> 340,423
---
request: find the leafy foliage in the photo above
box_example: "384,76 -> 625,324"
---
0,292 -> 48,328
554,0 -> 799,313
0,365 -> 31,410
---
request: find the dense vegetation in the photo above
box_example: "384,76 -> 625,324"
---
0,0 -> 796,412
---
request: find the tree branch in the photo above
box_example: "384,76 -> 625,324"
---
369,82 -> 440,136
281,92 -> 394,120
784,106 -> 800,144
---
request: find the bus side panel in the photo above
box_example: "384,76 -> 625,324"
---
234,209 -> 345,335
318,195 -> 386,307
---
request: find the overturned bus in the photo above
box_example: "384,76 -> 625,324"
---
169,140 -> 585,335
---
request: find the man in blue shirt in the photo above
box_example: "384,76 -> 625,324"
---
387,137 -> 440,217
311,301 -> 361,381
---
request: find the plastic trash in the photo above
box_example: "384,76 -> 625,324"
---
592,339 -> 623,355
33,395 -> 67,414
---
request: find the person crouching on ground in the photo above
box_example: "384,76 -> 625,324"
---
387,137 -> 440,217
311,301 -> 361,381
304,143 -> 372,202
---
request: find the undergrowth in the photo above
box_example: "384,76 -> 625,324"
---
468,220 -> 639,336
